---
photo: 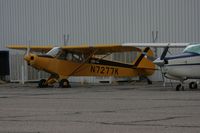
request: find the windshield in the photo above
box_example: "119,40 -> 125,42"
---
46,47 -> 61,57
183,43 -> 200,54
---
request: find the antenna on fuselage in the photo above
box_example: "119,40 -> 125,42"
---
152,31 -> 158,57
63,34 -> 70,46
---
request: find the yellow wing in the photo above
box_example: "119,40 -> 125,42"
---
7,44 -> 53,52
7,44 -> 142,54
61,44 -> 141,54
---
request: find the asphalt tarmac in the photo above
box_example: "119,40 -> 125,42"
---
0,82 -> 200,133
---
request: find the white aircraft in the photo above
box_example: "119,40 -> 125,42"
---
124,43 -> 200,91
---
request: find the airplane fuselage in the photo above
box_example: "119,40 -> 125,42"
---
163,53 -> 200,80
25,54 -> 155,79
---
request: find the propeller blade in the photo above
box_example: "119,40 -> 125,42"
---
26,44 -> 30,55
153,58 -> 165,66
23,44 -> 30,57
160,46 -> 169,60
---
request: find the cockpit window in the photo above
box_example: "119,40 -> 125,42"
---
46,47 -> 85,62
46,47 -> 61,57
183,43 -> 200,55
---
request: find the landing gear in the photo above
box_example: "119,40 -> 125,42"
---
140,76 -> 152,84
38,74 -> 58,88
38,74 -> 71,88
189,82 -> 198,90
176,84 -> 184,91
146,78 -> 152,85
59,79 -> 71,88
38,79 -> 48,88
176,81 -> 198,91
38,78 -> 71,88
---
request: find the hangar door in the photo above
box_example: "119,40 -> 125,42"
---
0,51 -> 10,80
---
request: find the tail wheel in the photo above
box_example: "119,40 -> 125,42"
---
189,82 -> 198,90
59,79 -> 71,88
38,79 -> 48,88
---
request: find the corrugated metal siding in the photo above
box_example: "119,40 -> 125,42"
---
1,0 -> 200,82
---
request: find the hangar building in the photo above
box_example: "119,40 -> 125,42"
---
0,0 -> 200,83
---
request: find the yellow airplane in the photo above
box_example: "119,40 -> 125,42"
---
7,44 -> 155,88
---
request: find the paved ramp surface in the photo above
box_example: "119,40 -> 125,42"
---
0,82 -> 200,133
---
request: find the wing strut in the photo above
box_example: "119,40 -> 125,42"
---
68,49 -> 98,76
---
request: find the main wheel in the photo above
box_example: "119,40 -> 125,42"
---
59,79 -> 71,88
189,82 -> 198,89
176,84 -> 181,91
38,79 -> 48,88
176,84 -> 184,91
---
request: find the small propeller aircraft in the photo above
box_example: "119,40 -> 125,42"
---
125,43 -> 200,91
7,44 -> 156,88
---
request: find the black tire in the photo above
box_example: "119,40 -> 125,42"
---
181,86 -> 185,91
176,84 -> 181,91
189,82 -> 198,89
38,79 -> 47,88
59,79 -> 71,88
147,78 -> 152,85
176,84 -> 185,91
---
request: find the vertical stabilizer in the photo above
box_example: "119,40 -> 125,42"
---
133,47 -> 155,76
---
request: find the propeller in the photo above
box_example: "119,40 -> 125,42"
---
160,45 -> 169,60
155,44 -> 170,87
24,43 -> 32,65
26,43 -> 30,55
153,44 -> 170,67
23,44 -> 30,57
63,34 -> 70,46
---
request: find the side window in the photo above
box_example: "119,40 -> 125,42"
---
57,52 -> 85,62
66,53 -> 73,60
72,53 -> 85,62
57,52 -> 72,60
58,52 -> 67,60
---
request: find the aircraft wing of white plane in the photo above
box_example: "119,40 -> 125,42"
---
123,43 -> 190,47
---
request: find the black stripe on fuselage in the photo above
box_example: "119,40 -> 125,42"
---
167,63 -> 200,67
134,47 -> 150,67
38,55 -> 53,58
165,52 -> 200,60
89,58 -> 134,68
37,54 -> 135,68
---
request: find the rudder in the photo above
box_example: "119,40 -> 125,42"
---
133,47 -> 155,76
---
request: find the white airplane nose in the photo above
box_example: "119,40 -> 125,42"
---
153,58 -> 165,66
